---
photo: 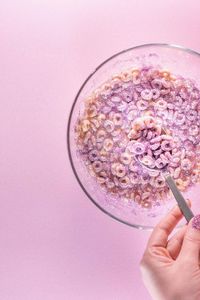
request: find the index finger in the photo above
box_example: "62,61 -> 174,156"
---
147,203 -> 188,248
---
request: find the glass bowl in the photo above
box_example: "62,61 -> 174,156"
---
67,43 -> 200,229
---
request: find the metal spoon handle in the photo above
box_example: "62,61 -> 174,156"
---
165,175 -> 194,222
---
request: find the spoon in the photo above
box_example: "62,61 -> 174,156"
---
135,155 -> 194,222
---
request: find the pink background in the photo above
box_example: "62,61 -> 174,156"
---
1,1 -> 200,299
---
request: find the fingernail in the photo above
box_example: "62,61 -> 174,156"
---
192,214 -> 200,230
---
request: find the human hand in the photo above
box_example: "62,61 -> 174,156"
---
140,204 -> 200,300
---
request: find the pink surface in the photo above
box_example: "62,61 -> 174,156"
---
1,1 -> 200,299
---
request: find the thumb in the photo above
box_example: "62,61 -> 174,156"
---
178,214 -> 200,264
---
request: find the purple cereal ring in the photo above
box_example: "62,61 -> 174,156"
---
154,176 -> 166,188
161,140 -> 172,151
141,155 -> 155,168
117,101 -> 127,112
119,176 -> 130,188
147,169 -> 160,177
160,88 -> 170,95
120,152 -> 132,165
173,167 -> 181,179
111,128 -> 122,137
121,90 -> 133,103
155,158 -> 167,169
104,120 -> 115,133
106,180 -> 115,189
181,158 -> 192,171
152,89 -> 160,99
146,130 -> 153,140
131,142 -> 146,155
174,95 -> 183,107
92,161 -> 103,173
186,110 -> 197,121
127,109 -> 138,120
129,161 -> 140,173
129,173 -> 139,185
161,78 -> 171,88
150,142 -> 160,151
111,95 -> 122,103
144,116 -> 156,128
128,129 -> 141,140
157,110 -> 168,119
191,100 -> 198,109
151,78 -> 162,89
113,113 -> 123,126
150,136 -> 162,144
142,129 -> 148,138
102,106 -> 112,114
88,149 -> 99,161
175,113 -> 186,125
155,99 -> 168,110
154,148 -> 163,156
160,153 -> 169,163
189,125 -> 199,136
136,99 -> 149,110
141,89 -> 153,100
147,148 -> 153,157
103,138 -> 114,151
167,103 -> 174,110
